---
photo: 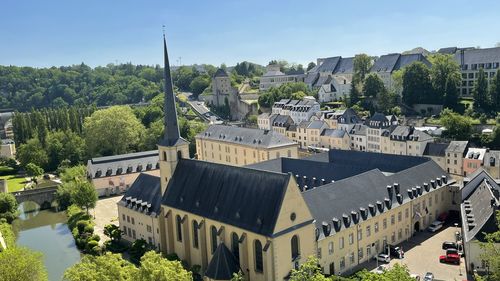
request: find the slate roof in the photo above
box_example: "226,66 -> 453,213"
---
333,57 -> 354,74
87,150 -> 159,178
460,170 -> 499,243
272,115 -> 293,127
162,159 -> 291,236
438,47 -> 458,54
196,125 -> 296,149
214,68 -> 229,77
371,54 -> 400,72
314,75 -> 331,88
446,141 -> 469,155
396,53 -> 431,69
304,72 -> 320,87
349,124 -> 367,136
321,129 -> 346,138
303,160 -> 450,239
423,143 -> 448,157
308,120 -> 326,130
317,57 -> 341,73
366,113 -> 390,128
205,243 -> 241,280
119,173 -> 162,215
454,47 -> 500,65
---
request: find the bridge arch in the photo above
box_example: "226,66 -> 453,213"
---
13,186 -> 58,211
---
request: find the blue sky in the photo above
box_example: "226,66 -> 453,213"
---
1,0 -> 499,68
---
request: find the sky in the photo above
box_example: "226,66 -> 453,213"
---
1,0 -> 499,68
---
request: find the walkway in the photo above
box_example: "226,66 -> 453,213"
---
91,196 -> 121,244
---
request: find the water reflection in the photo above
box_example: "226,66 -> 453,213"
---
12,202 -> 81,281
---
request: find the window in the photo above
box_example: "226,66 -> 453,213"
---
328,242 -> 334,255
349,252 -> 355,264
127,216 -> 130,223
291,235 -> 300,260
146,225 -> 152,233
132,229 -> 136,239
374,222 -> 379,233
435,194 -> 439,204
405,208 -> 409,219
254,240 -> 263,272
358,248 -> 363,260
176,215 -> 183,242
398,212 -> 402,222
340,257 -> 345,269
122,225 -> 126,233
398,229 -> 403,240
366,226 -> 371,237
317,247 -> 322,259
367,245 -> 372,257
357,229 -> 362,241
383,219 -> 387,229
131,217 -> 135,225
232,233 -> 240,262
339,237 -> 345,249
192,221 -> 199,249
391,232 -> 396,243
211,226 -> 218,254
391,215 -> 395,225
349,233 -> 354,245
127,227 -> 131,237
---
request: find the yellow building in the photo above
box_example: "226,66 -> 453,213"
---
118,35 -> 457,281
195,125 -> 298,166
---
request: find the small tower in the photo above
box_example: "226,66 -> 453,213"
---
158,34 -> 189,195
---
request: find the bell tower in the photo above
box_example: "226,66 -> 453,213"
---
158,33 -> 189,195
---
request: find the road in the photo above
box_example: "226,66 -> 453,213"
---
179,92 -> 223,123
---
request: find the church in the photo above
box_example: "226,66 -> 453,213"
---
117,36 -> 456,281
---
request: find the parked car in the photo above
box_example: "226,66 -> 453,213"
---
375,265 -> 387,274
384,244 -> 404,259
376,253 -> 391,263
428,221 -> 444,232
424,272 -> 434,281
439,253 -> 460,265
442,241 -> 458,250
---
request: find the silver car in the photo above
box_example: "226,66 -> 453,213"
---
424,272 -> 434,281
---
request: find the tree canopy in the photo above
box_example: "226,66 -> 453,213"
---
402,62 -> 435,106
440,108 -> 473,140
63,252 -> 137,281
0,246 -> 48,281
0,193 -> 19,223
428,54 -> 461,110
258,82 -> 312,108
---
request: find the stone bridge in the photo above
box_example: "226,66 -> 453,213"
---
12,186 -> 58,209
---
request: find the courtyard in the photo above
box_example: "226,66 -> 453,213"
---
92,195 -> 121,244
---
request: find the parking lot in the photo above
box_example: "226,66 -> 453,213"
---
377,226 -> 467,280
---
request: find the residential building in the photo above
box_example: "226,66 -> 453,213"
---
370,53 -> 431,92
195,125 -> 298,166
0,139 -> 15,158
323,108 -> 360,130
484,150 -> 500,179
423,143 -> 448,171
445,141 -> 469,177
86,150 -> 160,197
383,126 -> 434,156
259,64 -> 304,91
463,148 -> 487,177
270,98 -> 321,125
460,170 -> 499,276
319,129 -> 350,150
365,113 -> 394,153
257,113 -> 273,130
439,47 -> 500,96
349,124 -> 367,152
306,120 -> 329,148
317,75 -> 352,103
271,115 -> 294,135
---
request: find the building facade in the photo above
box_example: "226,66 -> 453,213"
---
259,64 -> 304,91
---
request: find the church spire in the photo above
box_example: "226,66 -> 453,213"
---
160,32 -> 181,146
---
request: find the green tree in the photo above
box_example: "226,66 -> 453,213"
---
289,256 -> 329,281
479,211 -> 500,280
16,137 -> 48,169
349,83 -> 361,106
60,165 -> 87,183
104,224 -> 122,242
353,54 -> 372,85
134,251 -> 192,281
490,69 -> 500,112
46,130 -> 86,171
0,247 -> 48,281
230,271 -> 244,281
402,62 -> 434,106
63,252 -> 138,281
71,180 -> 98,214
474,68 -> 490,111
440,108 -> 473,140
130,238 -> 152,261
84,106 -> 146,156
363,73 -> 385,98
307,62 -> 317,71
189,75 -> 210,98
429,54 -> 461,109
26,163 -> 44,180
0,193 -> 19,223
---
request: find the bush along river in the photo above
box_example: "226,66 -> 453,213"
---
12,202 -> 81,281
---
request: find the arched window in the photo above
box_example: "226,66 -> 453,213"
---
176,215 -> 182,242
231,232 -> 239,262
192,221 -> 199,249
254,240 -> 263,272
177,150 -> 183,160
291,235 -> 300,260
211,226 -> 218,254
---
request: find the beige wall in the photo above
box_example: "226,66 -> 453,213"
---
0,143 -> 15,158
92,170 -> 160,197
446,151 -> 464,176
118,204 -> 161,249
319,134 -> 350,150
196,138 -> 298,166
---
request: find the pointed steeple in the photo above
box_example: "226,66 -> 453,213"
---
159,33 -> 181,146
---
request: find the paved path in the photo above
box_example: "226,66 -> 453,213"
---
91,196 -> 121,244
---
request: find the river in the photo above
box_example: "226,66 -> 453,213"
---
12,202 -> 82,281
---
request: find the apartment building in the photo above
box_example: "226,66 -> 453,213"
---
382,126 -> 434,156
320,129 -> 350,150
259,64 -> 304,91
317,75 -> 352,103
439,47 -> 500,96
349,124 -> 367,152
446,141 -> 469,177
365,113 -> 395,153
269,98 -> 321,124
323,108 -> 360,130
463,148 -> 487,177
483,150 -> 500,179
195,125 -> 299,166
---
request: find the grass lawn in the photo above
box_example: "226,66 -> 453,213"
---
0,166 -> 15,174
0,174 -> 27,192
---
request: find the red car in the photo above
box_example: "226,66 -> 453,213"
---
439,253 -> 460,265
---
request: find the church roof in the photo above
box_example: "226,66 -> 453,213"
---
162,159 -> 291,236
205,243 -> 241,280
214,68 -> 229,77
119,173 -> 162,215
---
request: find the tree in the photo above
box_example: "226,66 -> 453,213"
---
377,89 -> 397,114
402,62 -> 434,106
130,238 -> 152,261
60,165 -> 87,183
104,224 -> 122,242
0,193 -> 19,223
363,73 -> 385,98
134,251 -> 192,281
46,130 -> 86,171
307,62 -> 316,71
26,163 -> 44,180
63,252 -> 138,281
71,180 -> 98,214
440,108 -> 473,140
479,211 -> 500,280
490,69 -> 500,112
349,83 -> 361,106
429,54 -> 461,109
189,75 -> 210,98
289,256 -> 330,281
0,247 -> 48,281
84,106 -> 146,156
474,68 -> 490,111
16,137 -> 48,169
353,54 -> 372,85
230,271 -> 244,281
